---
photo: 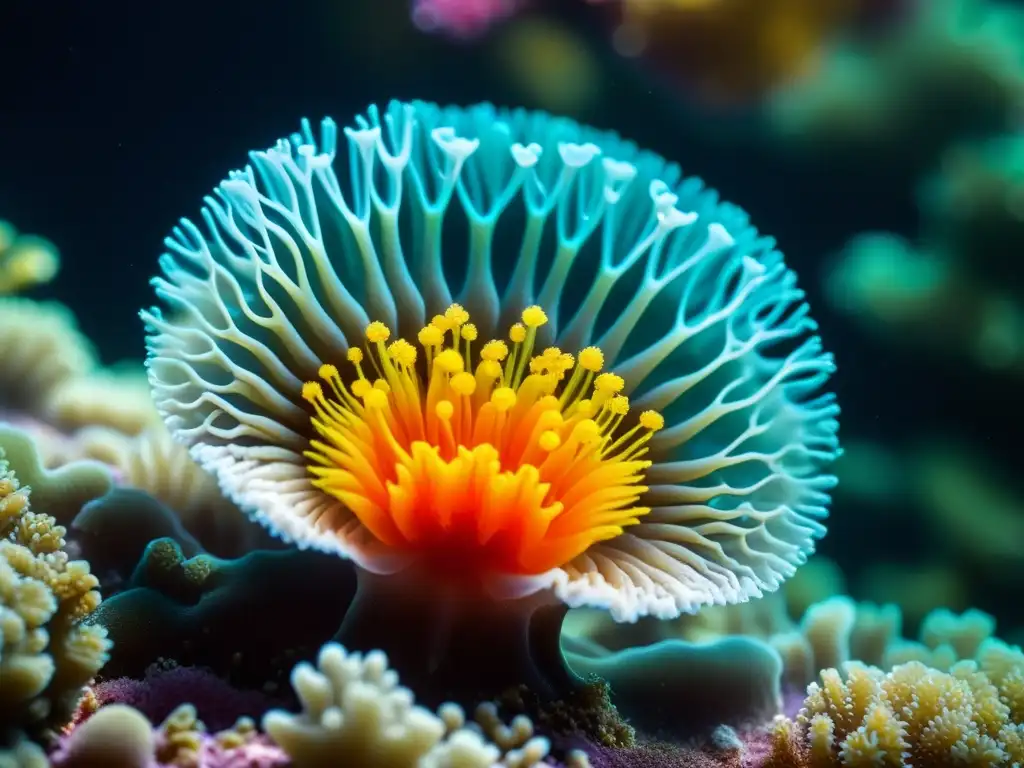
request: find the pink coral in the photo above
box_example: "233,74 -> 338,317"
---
411,0 -> 522,38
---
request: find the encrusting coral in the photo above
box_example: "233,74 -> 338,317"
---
0,444 -> 111,754
141,98 -> 840,701
768,638 -> 1024,766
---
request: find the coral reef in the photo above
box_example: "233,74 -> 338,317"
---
0,440 -> 110,754
142,98 -> 839,701
769,639 -> 1024,765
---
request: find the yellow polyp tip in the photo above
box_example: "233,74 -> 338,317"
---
318,363 -> 339,380
481,340 -> 509,361
366,321 -> 391,343
388,339 -> 418,367
575,399 -> 595,418
573,419 -> 601,443
450,371 -> 477,396
351,379 -> 372,398
462,323 -> 478,341
539,430 -> 562,452
363,389 -> 388,409
639,410 -> 665,431
434,349 -> 464,374
538,409 -> 564,430
7,247 -> 58,283
578,346 -> 604,372
542,347 -> 562,358
521,305 -> 548,328
431,314 -> 451,332
418,326 -> 444,347
609,395 -> 630,416
595,373 -> 625,394
435,400 -> 455,420
444,303 -> 470,326
491,387 -> 517,411
347,348 -> 364,364
478,360 -> 502,379
301,381 -> 323,403
373,379 -> 391,393
509,323 -> 527,344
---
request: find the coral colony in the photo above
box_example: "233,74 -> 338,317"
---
0,98 -> 873,766
142,99 -> 839,699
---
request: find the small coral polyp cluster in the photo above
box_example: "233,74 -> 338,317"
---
142,98 -> 839,699
771,649 -> 1024,766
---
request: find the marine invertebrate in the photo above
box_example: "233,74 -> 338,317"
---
143,99 -> 839,698
768,644 -> 1024,766
0,443 -> 111,749
0,221 -> 59,296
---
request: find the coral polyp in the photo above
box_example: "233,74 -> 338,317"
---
304,302 -> 662,581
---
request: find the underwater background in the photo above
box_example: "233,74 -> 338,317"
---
2,0 -> 1024,765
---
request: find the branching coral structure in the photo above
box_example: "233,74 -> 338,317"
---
142,99 -> 839,700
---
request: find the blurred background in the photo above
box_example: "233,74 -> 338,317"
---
2,0 -> 1023,640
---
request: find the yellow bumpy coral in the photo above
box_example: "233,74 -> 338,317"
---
769,644 -> 1024,767
0,450 -> 110,746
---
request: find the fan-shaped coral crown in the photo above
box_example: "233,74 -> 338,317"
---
142,99 -> 840,621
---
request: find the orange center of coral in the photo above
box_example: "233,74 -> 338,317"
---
302,304 -> 663,576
